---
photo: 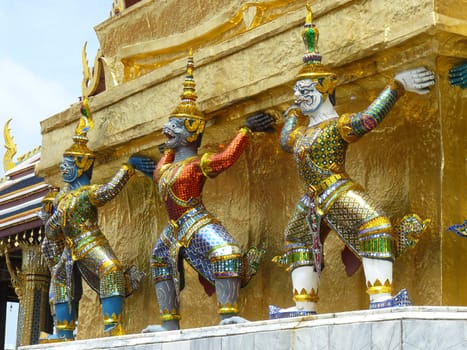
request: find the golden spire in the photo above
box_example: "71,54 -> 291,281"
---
305,2 -> 313,26
296,3 -> 337,95
3,118 -> 17,172
62,50 -> 97,175
170,50 -> 207,143
170,49 -> 204,121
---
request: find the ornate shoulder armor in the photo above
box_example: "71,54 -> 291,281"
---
337,113 -> 360,143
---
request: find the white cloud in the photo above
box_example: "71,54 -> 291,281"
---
0,56 -> 75,160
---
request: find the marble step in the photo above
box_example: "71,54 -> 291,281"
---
21,306 -> 467,350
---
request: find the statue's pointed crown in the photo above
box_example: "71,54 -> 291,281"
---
63,97 -> 95,174
170,49 -> 205,121
296,3 -> 337,93
64,97 -> 95,159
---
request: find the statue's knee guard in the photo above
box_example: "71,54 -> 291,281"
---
358,216 -> 395,261
210,253 -> 243,280
151,256 -> 172,284
100,269 -> 126,298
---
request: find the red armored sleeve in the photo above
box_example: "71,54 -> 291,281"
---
200,127 -> 251,178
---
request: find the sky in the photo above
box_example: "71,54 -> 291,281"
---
0,1 -> 112,176
1,2 -> 113,345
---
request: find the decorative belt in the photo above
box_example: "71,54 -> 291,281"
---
166,205 -> 218,248
64,228 -> 103,261
308,173 -> 349,196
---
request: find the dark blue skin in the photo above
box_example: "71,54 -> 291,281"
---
245,112 -> 276,133
449,61 -> 467,89
60,156 -> 92,189
128,156 -> 156,178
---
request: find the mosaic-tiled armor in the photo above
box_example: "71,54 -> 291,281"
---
146,52 -> 270,331
270,4 -> 433,317
39,187 -> 65,341
43,99 -> 141,340
152,129 -> 253,317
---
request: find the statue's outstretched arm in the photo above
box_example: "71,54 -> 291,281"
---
280,106 -> 305,153
89,164 -> 135,207
338,67 -> 435,142
200,127 -> 252,178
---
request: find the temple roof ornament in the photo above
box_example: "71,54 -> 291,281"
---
3,119 -> 17,172
81,41 -> 104,98
111,0 -> 125,16
0,120 -> 46,247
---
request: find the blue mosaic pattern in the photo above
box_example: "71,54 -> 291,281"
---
151,220 -> 241,287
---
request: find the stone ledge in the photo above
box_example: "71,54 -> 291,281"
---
21,306 -> 467,349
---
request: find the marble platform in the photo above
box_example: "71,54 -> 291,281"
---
21,306 -> 467,350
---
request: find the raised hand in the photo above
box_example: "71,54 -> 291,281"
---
245,112 -> 276,132
128,155 -> 156,178
449,61 -> 467,89
394,67 -> 435,95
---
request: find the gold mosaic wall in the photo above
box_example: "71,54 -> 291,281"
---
36,0 -> 466,339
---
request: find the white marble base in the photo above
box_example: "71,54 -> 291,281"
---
20,307 -> 467,350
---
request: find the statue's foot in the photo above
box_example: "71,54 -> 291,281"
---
269,305 -> 316,319
220,316 -> 249,325
141,324 -> 179,333
369,288 -> 412,309
104,323 -> 125,336
38,331 -> 74,343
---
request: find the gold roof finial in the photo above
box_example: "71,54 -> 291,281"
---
3,119 -> 17,172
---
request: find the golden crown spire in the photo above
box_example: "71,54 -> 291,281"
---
170,50 -> 207,143
296,3 -> 337,95
62,58 -> 97,175
305,2 -> 313,24
170,49 -> 205,121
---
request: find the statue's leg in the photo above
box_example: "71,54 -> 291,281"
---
270,196 -> 319,318
154,279 -> 180,330
361,256 -> 392,302
53,301 -> 78,340
101,293 -> 124,336
358,216 -> 411,308
80,242 -> 127,336
45,264 -> 78,341
214,277 -> 242,323
100,269 -> 126,335
143,232 -> 180,332
184,223 -> 245,324
323,187 -> 410,308
290,265 -> 319,312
